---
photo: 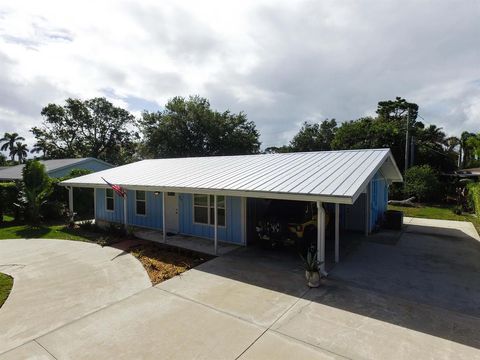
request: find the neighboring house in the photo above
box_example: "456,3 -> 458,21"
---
0,158 -> 114,181
61,149 -> 402,269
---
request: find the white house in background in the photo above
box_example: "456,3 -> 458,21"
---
0,158 -> 114,181
60,149 -> 403,271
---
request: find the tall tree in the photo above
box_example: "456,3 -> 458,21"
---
32,97 -> 138,165
0,132 -> 25,161
466,133 -> 480,163
30,138 -> 54,159
139,96 -> 260,158
459,131 -> 478,168
10,142 -> 29,163
376,96 -> 419,123
290,119 -> 337,152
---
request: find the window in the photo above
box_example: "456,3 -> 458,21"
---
106,189 -> 114,211
193,194 -> 225,226
136,190 -> 146,215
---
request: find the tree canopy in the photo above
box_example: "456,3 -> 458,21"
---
139,96 -> 260,158
31,97 -> 138,165
290,119 -> 337,152
282,97 -> 458,173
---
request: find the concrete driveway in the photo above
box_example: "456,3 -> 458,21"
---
2,217 -> 480,359
0,239 -> 151,354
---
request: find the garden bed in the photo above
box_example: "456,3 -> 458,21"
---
129,243 -> 213,285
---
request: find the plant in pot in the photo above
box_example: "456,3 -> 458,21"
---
300,247 -> 324,288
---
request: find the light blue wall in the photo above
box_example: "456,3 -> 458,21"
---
95,190 -> 243,243
50,159 -> 113,178
126,190 -> 163,229
178,193 -> 244,244
369,172 -> 388,232
95,189 -> 163,230
95,188 -> 124,224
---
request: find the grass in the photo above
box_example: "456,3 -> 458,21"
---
0,273 -> 13,308
388,203 -> 480,233
0,215 -> 99,242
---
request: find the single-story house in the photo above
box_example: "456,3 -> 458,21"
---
60,149 -> 402,271
0,158 -> 113,181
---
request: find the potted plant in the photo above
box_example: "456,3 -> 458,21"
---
300,247 -> 324,288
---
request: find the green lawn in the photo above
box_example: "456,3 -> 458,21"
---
0,273 -> 13,308
0,216 -> 98,242
388,204 -> 480,232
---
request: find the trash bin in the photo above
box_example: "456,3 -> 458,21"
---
384,210 -> 403,230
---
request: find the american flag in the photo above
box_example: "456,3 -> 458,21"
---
101,177 -> 126,198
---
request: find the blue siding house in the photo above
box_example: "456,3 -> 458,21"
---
62,149 -> 402,266
95,189 -> 246,245
0,157 -> 113,181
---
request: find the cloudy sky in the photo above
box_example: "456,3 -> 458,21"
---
0,0 -> 479,151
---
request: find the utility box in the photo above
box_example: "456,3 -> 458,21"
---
384,210 -> 403,230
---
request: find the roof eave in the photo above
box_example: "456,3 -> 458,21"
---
60,182 -> 355,204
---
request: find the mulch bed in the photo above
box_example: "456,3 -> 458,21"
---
129,243 -> 213,285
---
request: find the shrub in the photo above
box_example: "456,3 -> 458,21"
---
19,160 -> 53,223
467,182 -> 480,217
78,220 -> 101,233
0,182 -> 19,221
404,165 -> 441,202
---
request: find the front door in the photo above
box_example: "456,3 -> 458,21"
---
164,192 -> 179,233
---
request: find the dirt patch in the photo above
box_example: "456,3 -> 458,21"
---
130,243 -> 213,285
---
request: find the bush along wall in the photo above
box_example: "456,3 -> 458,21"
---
0,182 -> 19,222
467,182 -> 480,217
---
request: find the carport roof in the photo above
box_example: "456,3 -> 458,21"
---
60,149 -> 402,204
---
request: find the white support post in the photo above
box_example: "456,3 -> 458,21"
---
317,201 -> 326,275
162,192 -> 166,243
93,188 -> 97,221
365,184 -> 370,236
335,203 -> 340,263
241,197 -> 247,245
214,195 -> 218,255
123,192 -> 128,228
68,187 -> 74,222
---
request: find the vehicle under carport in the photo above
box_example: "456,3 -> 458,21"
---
246,191 -> 373,263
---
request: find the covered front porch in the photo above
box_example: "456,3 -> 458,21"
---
133,228 -> 240,256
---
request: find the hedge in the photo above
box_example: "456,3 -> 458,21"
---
467,182 -> 480,217
0,182 -> 19,221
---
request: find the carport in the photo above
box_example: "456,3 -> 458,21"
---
61,149 -> 403,272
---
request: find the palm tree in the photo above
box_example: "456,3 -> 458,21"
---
30,139 -> 51,159
0,132 -> 26,161
10,142 -> 29,163
446,136 -> 461,167
460,132 -> 476,168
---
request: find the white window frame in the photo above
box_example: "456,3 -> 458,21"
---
135,190 -> 147,216
193,194 -> 226,227
105,188 -> 114,212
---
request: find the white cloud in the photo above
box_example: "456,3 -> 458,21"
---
0,0 -> 479,156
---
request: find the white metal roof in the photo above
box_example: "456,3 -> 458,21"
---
61,149 -> 402,204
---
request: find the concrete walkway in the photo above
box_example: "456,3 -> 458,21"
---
1,217 -> 480,359
0,239 -> 151,354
